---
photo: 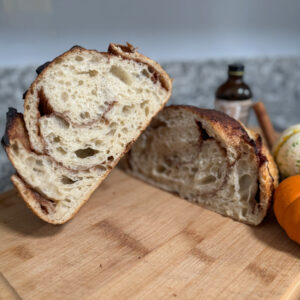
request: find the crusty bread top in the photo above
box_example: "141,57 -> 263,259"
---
164,106 -> 269,168
107,43 -> 172,91
27,43 -> 171,100
23,43 -> 172,156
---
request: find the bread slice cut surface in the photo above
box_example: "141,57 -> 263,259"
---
122,106 -> 278,225
2,43 -> 172,224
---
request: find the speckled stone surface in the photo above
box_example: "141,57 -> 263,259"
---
1,57 -> 300,191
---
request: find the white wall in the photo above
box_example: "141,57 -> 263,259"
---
1,0 -> 300,66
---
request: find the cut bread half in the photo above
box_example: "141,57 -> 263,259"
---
121,106 -> 278,225
2,43 -> 172,224
24,43 -> 171,170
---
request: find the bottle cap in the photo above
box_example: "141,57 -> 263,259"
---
228,63 -> 244,76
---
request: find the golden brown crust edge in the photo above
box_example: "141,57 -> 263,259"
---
245,128 -> 279,223
11,174 -> 60,224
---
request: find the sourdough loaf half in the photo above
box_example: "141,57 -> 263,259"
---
2,43 -> 172,224
121,106 -> 278,225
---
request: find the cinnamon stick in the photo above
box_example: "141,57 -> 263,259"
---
252,101 -> 277,149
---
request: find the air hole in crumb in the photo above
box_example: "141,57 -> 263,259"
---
110,65 -> 132,85
55,116 -> 70,129
156,165 -> 166,173
107,156 -> 114,161
57,147 -> 67,155
108,129 -> 116,136
80,112 -> 90,119
62,92 -> 69,101
122,128 -> 128,134
33,168 -> 42,173
122,105 -> 132,113
36,160 -> 43,166
89,70 -> 98,77
142,69 -> 150,78
145,107 -> 150,116
61,176 -> 76,185
98,105 -> 106,113
75,148 -> 99,158
95,140 -> 102,146
78,80 -> 83,86
140,100 -> 149,109
241,208 -> 248,217
75,55 -> 83,61
53,136 -> 61,143
26,157 -> 35,164
199,175 -> 216,184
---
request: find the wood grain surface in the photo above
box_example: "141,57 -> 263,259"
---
0,169 -> 299,300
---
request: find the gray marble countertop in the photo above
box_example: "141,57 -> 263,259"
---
1,57 -> 300,191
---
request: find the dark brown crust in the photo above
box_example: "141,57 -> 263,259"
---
2,108 -> 31,151
22,90 -> 28,100
165,105 -> 267,172
36,61 -> 51,75
108,43 -> 171,91
1,108 -> 19,147
171,106 -> 253,143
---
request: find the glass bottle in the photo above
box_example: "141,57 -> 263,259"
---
215,64 -> 253,124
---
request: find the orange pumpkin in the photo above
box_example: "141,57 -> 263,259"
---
274,175 -> 300,244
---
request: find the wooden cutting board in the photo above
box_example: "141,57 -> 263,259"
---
0,169 -> 300,300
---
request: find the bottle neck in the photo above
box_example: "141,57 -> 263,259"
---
228,74 -> 243,83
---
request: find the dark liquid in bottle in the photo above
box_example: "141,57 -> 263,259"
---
215,64 -> 253,124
